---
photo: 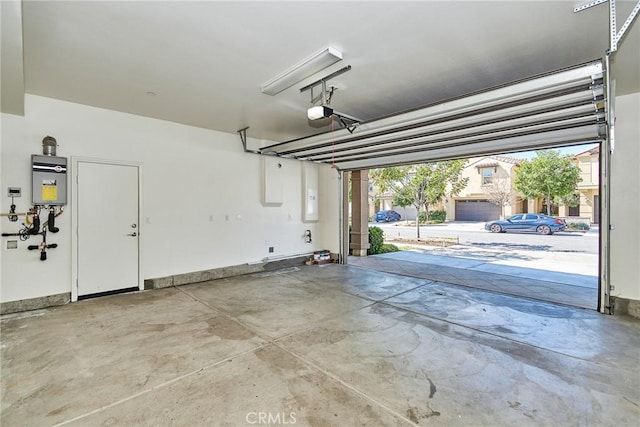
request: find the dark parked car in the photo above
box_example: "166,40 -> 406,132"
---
375,210 -> 401,222
484,214 -> 566,235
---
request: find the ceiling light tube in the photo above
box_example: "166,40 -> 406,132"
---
262,47 -> 343,96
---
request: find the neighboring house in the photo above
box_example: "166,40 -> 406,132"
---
560,146 -> 600,224
374,186 -> 445,222
445,155 -> 523,221
374,155 -> 522,221
373,148 -> 600,223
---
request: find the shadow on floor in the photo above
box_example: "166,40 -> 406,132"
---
349,251 -> 598,310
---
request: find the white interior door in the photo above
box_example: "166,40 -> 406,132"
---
76,161 -> 140,296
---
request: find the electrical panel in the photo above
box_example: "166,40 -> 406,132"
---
32,155 -> 67,205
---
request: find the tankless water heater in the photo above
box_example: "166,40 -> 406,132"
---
32,155 -> 67,205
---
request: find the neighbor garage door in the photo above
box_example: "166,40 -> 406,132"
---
455,200 -> 500,221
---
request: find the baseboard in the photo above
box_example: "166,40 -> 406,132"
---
1,255 -> 331,314
0,293 -> 71,315
610,296 -> 640,319
144,255 -> 311,290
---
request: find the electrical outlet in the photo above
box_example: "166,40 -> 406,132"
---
6,240 -> 18,250
269,247 -> 274,253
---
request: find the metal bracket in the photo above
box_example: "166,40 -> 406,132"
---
237,127 -> 249,151
574,0 -> 640,52
299,65 -> 352,94
336,114 -> 359,134
300,65 -> 360,133
616,1 -> 640,49
238,126 -> 262,155
574,0 -> 608,12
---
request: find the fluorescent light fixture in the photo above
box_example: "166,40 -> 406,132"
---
307,105 -> 333,120
262,47 -> 342,96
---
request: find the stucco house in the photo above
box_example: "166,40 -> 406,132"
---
561,146 -> 600,224
445,155 -> 523,221
373,155 -> 522,222
380,148 -> 600,223
447,149 -> 600,223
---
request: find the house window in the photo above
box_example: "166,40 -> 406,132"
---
569,205 -> 580,216
481,168 -> 494,185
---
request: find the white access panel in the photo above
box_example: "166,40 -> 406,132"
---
262,156 -> 284,206
302,162 -> 319,222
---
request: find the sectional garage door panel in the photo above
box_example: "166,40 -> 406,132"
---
455,200 -> 501,221
259,60 -> 606,171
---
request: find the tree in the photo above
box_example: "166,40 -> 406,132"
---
483,168 -> 515,219
371,160 -> 468,238
513,150 -> 582,215
392,190 -> 413,225
557,192 -> 581,209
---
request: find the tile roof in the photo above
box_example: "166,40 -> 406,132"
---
491,155 -> 522,164
574,146 -> 600,157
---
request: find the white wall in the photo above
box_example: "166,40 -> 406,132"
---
1,95 -> 339,303
2,93 -> 639,305
610,92 -> 640,301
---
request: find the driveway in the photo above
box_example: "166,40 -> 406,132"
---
353,221 -> 599,309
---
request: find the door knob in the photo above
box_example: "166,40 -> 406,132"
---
127,232 -> 137,237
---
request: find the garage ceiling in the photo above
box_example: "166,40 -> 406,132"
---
2,1 -> 639,146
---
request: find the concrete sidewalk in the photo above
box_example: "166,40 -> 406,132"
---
393,244 -> 599,280
380,249 -> 598,289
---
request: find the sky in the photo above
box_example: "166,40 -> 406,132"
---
508,142 -> 599,160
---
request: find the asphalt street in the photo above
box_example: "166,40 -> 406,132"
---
371,221 -> 599,255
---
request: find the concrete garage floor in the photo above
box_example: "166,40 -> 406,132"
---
1,265 -> 639,426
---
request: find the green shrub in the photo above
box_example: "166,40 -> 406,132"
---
380,243 -> 400,253
429,211 -> 447,224
429,210 -> 446,223
567,222 -> 590,231
368,226 -> 384,255
417,210 -> 446,224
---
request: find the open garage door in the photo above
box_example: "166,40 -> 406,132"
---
455,200 -> 501,221
259,61 -> 606,170
258,59 -> 611,313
